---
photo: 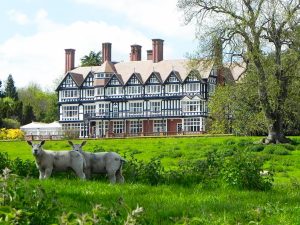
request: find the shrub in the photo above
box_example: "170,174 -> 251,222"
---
2,118 -> 20,129
264,145 -> 291,155
280,144 -> 295,151
0,128 -> 24,140
0,168 -> 59,224
246,145 -> 265,152
221,150 -> 273,190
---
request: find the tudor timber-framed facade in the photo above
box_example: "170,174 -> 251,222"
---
57,39 -> 232,138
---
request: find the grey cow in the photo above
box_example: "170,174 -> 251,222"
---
27,140 -> 86,179
68,141 -> 125,184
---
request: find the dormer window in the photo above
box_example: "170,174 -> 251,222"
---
168,75 -> 178,82
149,76 -> 158,83
110,77 -> 119,85
128,76 -> 139,84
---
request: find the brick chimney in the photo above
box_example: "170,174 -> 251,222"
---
213,37 -> 225,85
102,42 -> 112,62
65,49 -> 75,73
152,39 -> 164,63
147,50 -> 153,60
130,44 -> 142,61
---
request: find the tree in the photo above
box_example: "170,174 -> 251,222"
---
178,0 -> 300,143
0,79 -> 3,98
23,105 -> 35,125
18,83 -> 58,122
4,74 -> 18,100
80,51 -> 102,66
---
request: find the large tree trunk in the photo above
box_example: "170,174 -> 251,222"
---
263,118 -> 291,144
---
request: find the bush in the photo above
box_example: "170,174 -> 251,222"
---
0,128 -> 24,140
221,150 -> 273,190
0,168 -> 59,224
246,145 -> 265,152
2,118 -> 20,129
264,145 -> 291,155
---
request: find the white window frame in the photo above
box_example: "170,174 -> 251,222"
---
113,121 -> 123,133
62,105 -> 78,120
184,118 -> 202,132
153,119 -> 166,132
130,121 -> 143,134
145,85 -> 161,94
129,102 -> 143,115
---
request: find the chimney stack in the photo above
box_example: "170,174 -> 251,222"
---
102,42 -> 112,63
152,39 -> 164,63
147,50 -> 153,60
65,49 -> 75,73
130,44 -> 142,61
213,37 -> 225,85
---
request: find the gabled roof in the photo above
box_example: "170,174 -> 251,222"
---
105,73 -> 124,87
164,71 -> 182,83
70,73 -> 84,86
144,72 -> 163,84
80,71 -> 94,87
125,73 -> 143,85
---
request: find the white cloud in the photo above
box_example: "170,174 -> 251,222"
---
72,0 -> 195,40
7,9 -> 30,25
0,10 -> 170,90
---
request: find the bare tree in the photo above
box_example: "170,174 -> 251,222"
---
178,0 -> 300,143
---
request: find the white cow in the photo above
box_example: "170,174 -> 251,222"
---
68,141 -> 125,184
27,140 -> 86,179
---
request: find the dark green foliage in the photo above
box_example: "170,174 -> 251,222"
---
221,150 -> 273,190
246,145 -> 265,152
0,169 -> 58,224
264,145 -> 292,155
81,51 -> 102,66
22,105 -> 35,125
4,74 -> 18,100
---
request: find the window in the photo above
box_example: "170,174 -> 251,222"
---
127,86 -> 142,95
106,87 -> 123,96
86,89 -> 94,97
98,103 -> 109,115
110,77 -> 120,85
168,75 -> 178,82
62,106 -> 78,120
149,75 -> 159,83
130,121 -> 142,134
182,100 -> 200,112
185,83 -> 200,92
153,120 -> 166,132
84,76 -> 93,86
149,101 -> 161,113
113,121 -> 123,133
165,84 -> 180,93
84,105 -> 95,116
129,102 -> 143,115
63,76 -> 76,87
96,87 -> 104,96
128,76 -> 139,84
186,74 -> 199,81
62,123 -> 81,136
184,118 -> 202,132
145,85 -> 161,94
61,90 -> 78,100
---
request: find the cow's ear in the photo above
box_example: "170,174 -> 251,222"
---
68,141 -> 74,147
27,141 -> 32,146
40,140 -> 46,146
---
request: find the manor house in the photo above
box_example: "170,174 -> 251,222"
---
56,38 -> 238,138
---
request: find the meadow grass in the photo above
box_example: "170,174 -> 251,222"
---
27,178 -> 300,224
1,136 -> 300,224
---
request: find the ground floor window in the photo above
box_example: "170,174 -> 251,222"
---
98,121 -> 108,137
153,119 -> 166,132
113,121 -> 124,133
184,118 -> 203,132
62,123 -> 82,138
130,121 -> 143,134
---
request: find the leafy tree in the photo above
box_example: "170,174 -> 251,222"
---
0,79 -> 3,98
80,51 -> 102,66
178,0 -> 300,143
23,105 -> 35,125
4,74 -> 18,100
18,83 -> 58,122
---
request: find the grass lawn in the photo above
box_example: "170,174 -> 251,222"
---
1,136 -> 300,224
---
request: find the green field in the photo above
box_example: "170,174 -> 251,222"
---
1,136 -> 300,224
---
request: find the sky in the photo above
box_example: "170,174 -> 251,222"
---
0,0 -> 198,91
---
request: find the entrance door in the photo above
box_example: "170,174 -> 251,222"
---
177,123 -> 182,133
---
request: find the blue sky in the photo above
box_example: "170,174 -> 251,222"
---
0,0 -> 198,90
